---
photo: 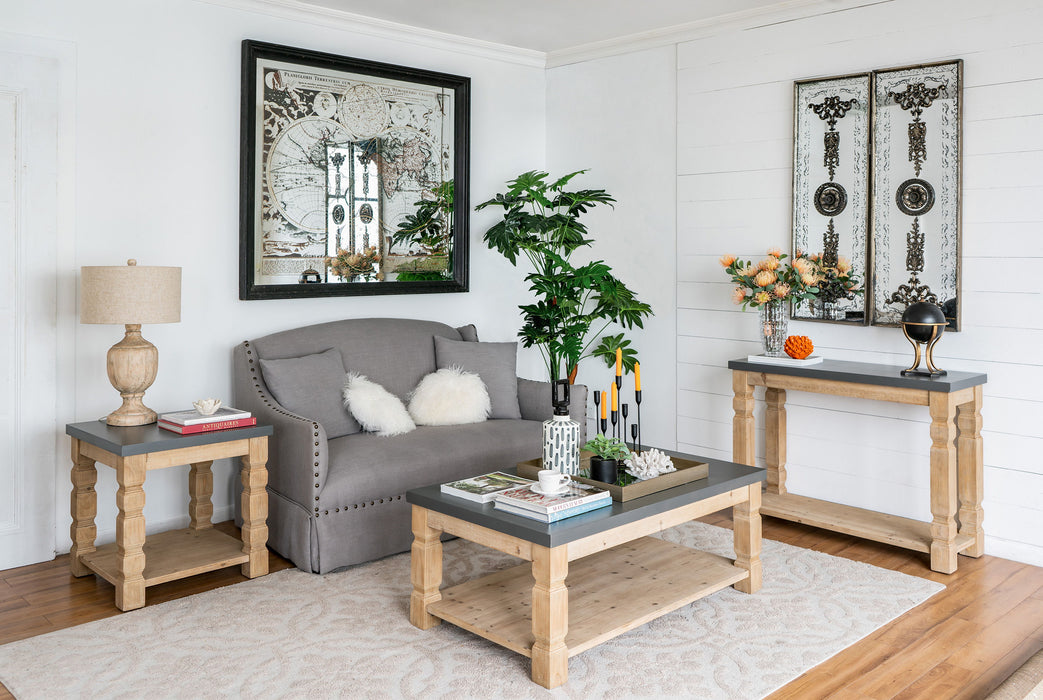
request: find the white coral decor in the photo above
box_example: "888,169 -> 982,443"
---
624,448 -> 677,481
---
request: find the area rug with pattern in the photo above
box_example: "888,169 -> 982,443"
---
0,522 -> 943,699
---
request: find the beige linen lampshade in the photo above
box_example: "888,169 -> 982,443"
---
80,259 -> 182,426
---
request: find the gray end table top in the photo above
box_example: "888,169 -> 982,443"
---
66,419 -> 273,457
407,451 -> 765,549
728,357 -> 987,393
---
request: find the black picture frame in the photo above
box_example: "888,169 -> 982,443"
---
239,40 -> 470,300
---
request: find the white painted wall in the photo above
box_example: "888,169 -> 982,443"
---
675,0 -> 1043,565
3,0 -> 547,553
546,46 -> 678,451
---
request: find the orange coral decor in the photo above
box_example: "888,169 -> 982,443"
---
784,335 -> 814,360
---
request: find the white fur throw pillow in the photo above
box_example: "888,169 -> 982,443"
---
342,373 -> 416,436
408,367 -> 491,426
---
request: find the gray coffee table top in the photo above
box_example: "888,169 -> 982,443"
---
407,451 -> 765,549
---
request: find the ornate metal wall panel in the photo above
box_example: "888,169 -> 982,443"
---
791,73 -> 871,324
871,60 -> 961,329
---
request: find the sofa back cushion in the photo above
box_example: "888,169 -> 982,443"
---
259,347 -> 360,438
248,318 -> 465,403
434,336 -> 521,419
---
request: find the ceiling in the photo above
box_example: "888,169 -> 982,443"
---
297,0 -> 793,53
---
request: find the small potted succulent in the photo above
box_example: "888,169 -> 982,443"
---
582,435 -> 631,484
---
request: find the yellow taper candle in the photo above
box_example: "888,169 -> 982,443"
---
615,347 -> 622,375
611,382 -> 618,411
601,391 -> 607,419
635,362 -> 641,391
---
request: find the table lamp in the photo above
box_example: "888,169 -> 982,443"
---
80,259 -> 182,425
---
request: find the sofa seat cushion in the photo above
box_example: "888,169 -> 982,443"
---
321,420 -> 543,508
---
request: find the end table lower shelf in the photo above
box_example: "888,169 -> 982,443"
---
78,528 -> 250,589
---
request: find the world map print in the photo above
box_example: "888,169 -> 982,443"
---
256,61 -> 453,283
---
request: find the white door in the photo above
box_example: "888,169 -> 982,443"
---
0,49 -> 60,569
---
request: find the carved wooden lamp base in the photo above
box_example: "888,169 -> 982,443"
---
105,324 -> 159,426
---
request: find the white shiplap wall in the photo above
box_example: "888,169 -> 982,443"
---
676,0 -> 1043,565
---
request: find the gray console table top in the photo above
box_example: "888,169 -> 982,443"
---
728,357 -> 987,393
407,451 -> 765,549
66,419 -> 273,457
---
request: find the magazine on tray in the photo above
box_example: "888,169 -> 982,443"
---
440,471 -> 534,503
159,406 -> 252,426
495,482 -> 610,514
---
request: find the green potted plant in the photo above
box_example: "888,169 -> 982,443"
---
582,434 -> 631,484
476,170 -> 653,382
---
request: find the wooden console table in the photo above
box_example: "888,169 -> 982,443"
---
728,358 -> 986,574
65,420 -> 273,610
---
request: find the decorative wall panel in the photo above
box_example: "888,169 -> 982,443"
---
791,73 -> 871,324
871,60 -> 961,328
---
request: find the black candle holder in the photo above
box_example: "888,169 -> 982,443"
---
631,424 -> 639,454
599,416 -> 607,437
593,391 -> 601,429
621,403 -> 629,453
635,389 -> 642,454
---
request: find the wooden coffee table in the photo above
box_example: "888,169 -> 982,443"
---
406,453 -> 765,689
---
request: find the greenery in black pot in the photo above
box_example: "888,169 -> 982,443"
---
476,170 -> 653,382
582,435 -> 631,461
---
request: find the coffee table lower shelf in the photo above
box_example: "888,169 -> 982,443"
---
427,536 -> 748,658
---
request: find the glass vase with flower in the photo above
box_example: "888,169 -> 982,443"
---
719,248 -> 820,357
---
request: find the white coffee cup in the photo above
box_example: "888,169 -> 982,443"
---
537,469 -> 571,493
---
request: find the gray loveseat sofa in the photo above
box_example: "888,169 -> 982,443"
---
233,318 -> 586,573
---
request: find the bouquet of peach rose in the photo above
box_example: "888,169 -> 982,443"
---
720,248 -> 821,310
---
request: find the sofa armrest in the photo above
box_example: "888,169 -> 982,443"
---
234,341 -> 329,515
518,378 -> 588,444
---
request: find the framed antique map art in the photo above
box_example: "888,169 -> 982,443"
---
239,40 -> 470,300
791,72 -> 871,325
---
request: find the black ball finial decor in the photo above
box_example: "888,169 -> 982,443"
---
900,301 -> 947,377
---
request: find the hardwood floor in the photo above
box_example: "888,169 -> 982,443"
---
0,516 -> 1040,699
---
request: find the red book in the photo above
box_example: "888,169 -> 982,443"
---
158,417 -> 257,434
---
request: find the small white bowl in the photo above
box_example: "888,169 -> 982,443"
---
193,398 -> 222,416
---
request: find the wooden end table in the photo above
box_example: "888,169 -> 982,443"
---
65,420 -> 273,611
729,358 -> 986,574
407,455 -> 765,689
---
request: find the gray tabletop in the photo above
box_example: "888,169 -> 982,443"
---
728,357 -> 987,393
66,420 -> 273,457
407,454 -> 765,549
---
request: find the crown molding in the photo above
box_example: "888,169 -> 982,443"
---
197,0 -> 547,67
545,0 -> 893,68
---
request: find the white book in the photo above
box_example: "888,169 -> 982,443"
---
745,354 -> 824,366
159,406 -> 252,426
440,471 -> 534,503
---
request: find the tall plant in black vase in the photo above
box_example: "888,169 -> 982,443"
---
476,170 -> 653,382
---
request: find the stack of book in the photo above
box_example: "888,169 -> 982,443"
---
494,482 -> 611,523
158,407 -> 256,434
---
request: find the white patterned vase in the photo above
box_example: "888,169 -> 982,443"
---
542,415 -> 580,475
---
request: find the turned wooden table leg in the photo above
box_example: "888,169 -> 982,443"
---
732,371 -> 756,468
765,387 -> 787,495
240,437 -> 269,578
957,385 -> 985,558
733,484 -> 763,593
531,544 -> 569,689
929,392 -> 959,573
115,454 -> 147,611
188,460 -> 214,530
409,506 -> 443,630
69,439 -> 98,578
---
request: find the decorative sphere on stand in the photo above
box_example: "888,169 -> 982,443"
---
900,301 -> 947,377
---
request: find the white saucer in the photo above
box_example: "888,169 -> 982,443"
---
531,483 -> 569,496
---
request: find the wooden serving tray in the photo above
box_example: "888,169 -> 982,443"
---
517,451 -> 708,502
